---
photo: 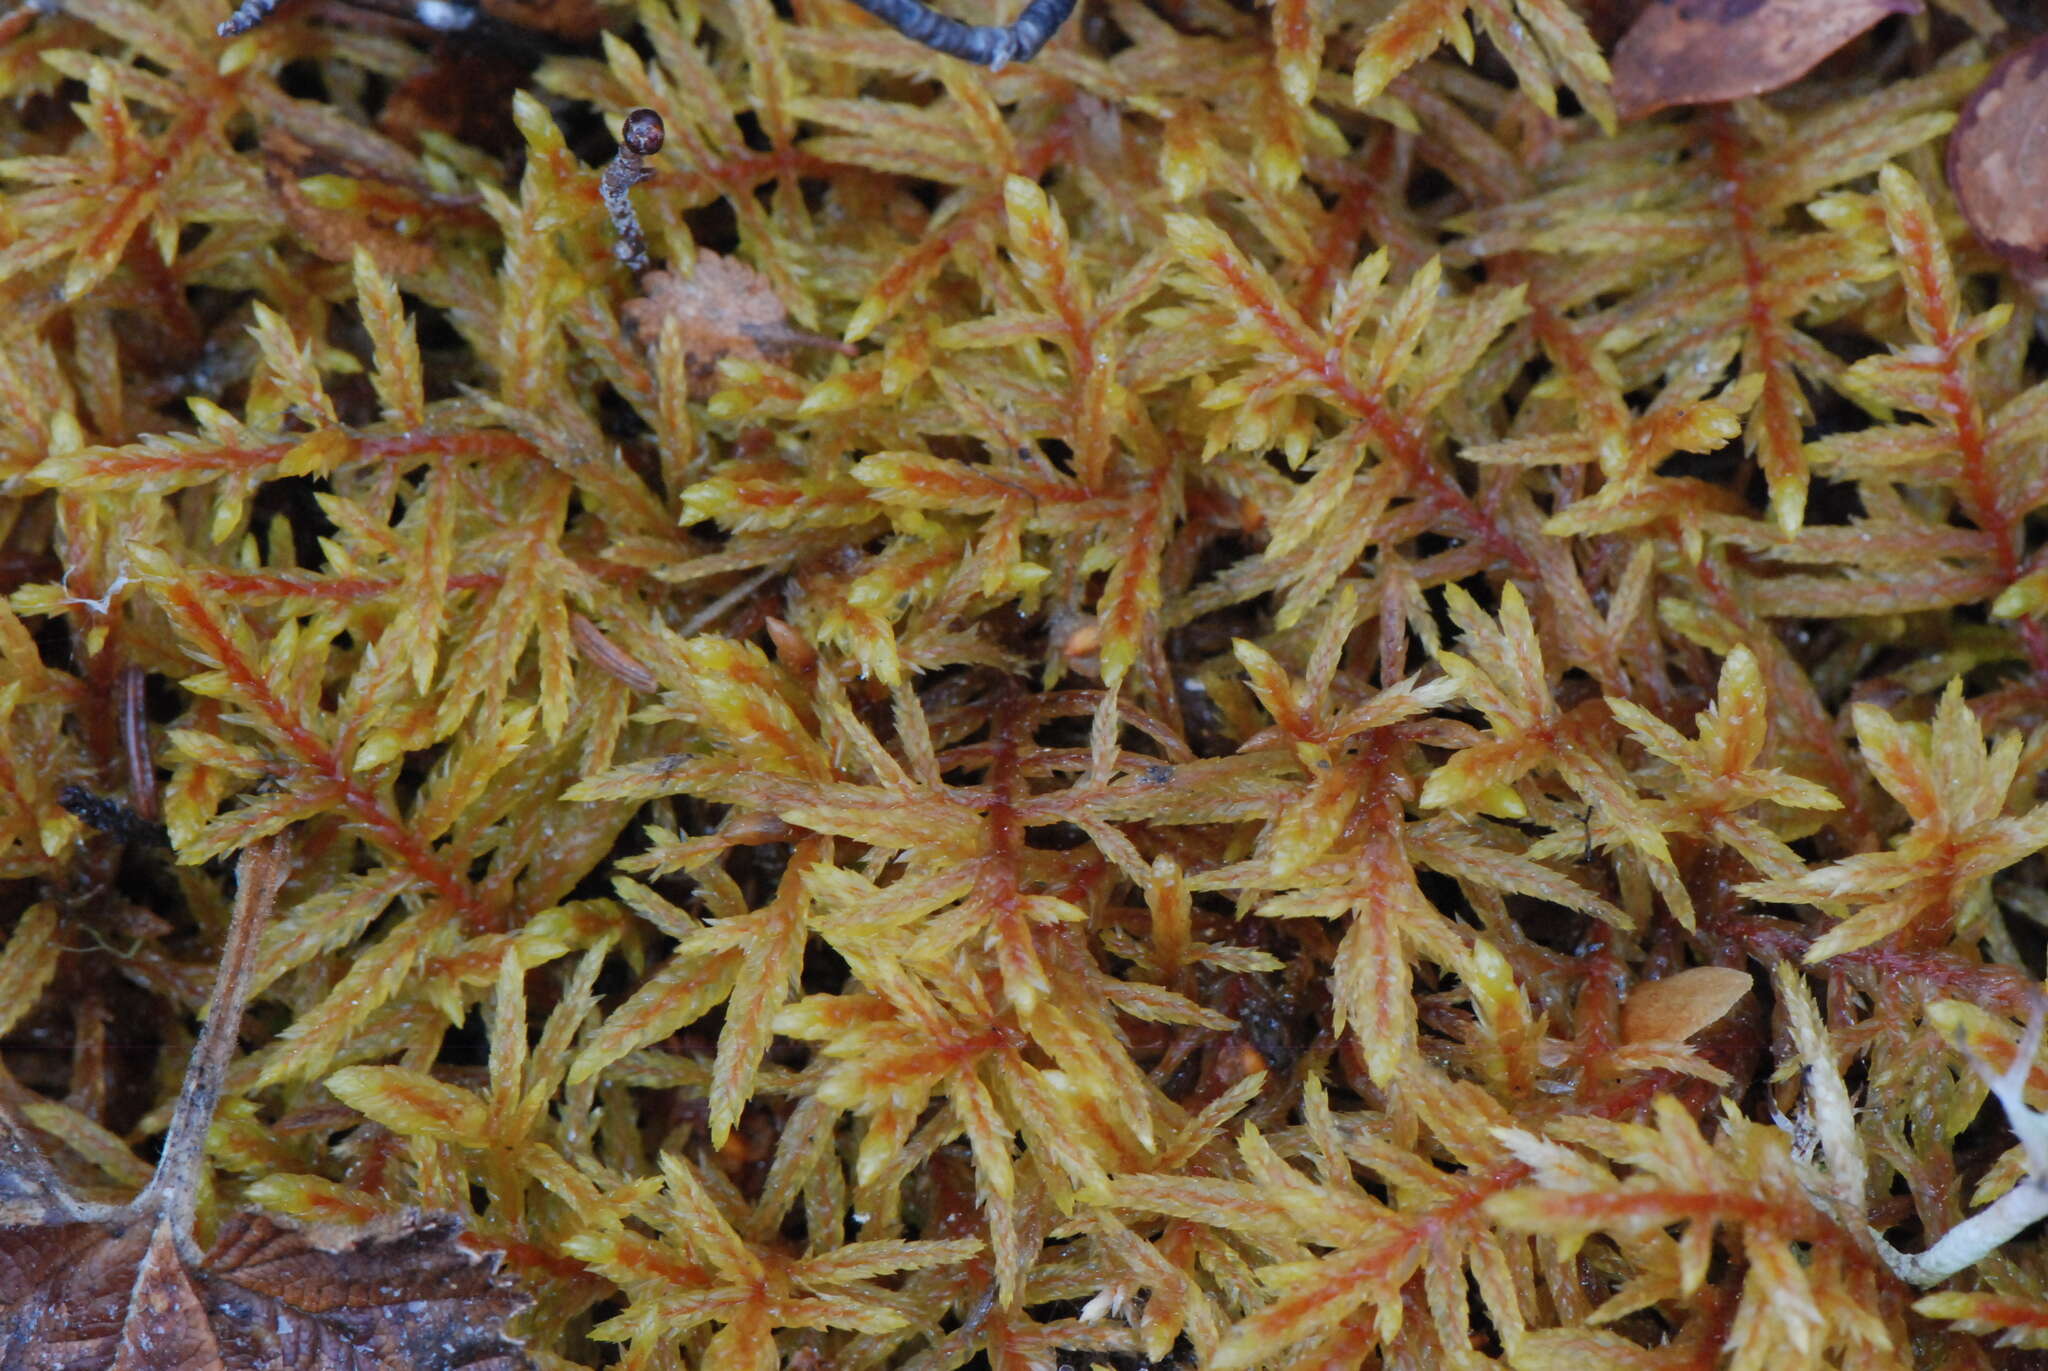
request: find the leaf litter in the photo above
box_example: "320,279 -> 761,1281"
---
0,840 -> 531,1371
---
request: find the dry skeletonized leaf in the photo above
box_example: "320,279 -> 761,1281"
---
0,841 -> 531,1370
2,1210 -> 529,1370
1611,0 -> 1922,118
1950,35 -> 2048,282
1622,965 -> 1753,1043
621,254 -> 849,396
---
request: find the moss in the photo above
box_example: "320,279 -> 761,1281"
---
3,0 -> 2048,1365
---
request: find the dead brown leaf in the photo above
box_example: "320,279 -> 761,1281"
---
1950,34 -> 2048,282
1611,0 -> 1923,119
621,254 -> 851,396
0,841 -> 531,1370
1,1208 -> 528,1370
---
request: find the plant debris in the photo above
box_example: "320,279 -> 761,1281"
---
1611,0 -> 1923,117
622,252 -> 854,395
599,106 -> 663,276
1950,33 -> 2048,287
0,842 -> 531,1370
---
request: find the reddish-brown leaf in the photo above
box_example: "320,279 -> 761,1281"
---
1949,34 -> 2048,281
1612,0 -> 1922,118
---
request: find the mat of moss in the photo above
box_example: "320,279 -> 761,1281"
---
3,1 -> 2048,1366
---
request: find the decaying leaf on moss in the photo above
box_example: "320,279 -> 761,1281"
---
1611,0 -> 1922,118
1950,33 -> 2048,289
622,253 -> 852,397
0,842 -> 532,1369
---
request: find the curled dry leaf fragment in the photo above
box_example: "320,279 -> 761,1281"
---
1611,0 -> 1923,119
622,254 -> 853,396
0,840 -> 532,1369
1621,965 -> 1753,1043
1950,34 -> 2048,285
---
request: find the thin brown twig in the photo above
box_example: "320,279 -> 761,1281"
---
133,837 -> 291,1255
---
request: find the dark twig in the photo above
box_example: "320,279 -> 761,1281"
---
223,0 -> 1072,60
602,109 -> 665,277
217,0 -> 286,34
843,0 -> 1074,67
220,0 -> 481,36
368,0 -> 479,29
